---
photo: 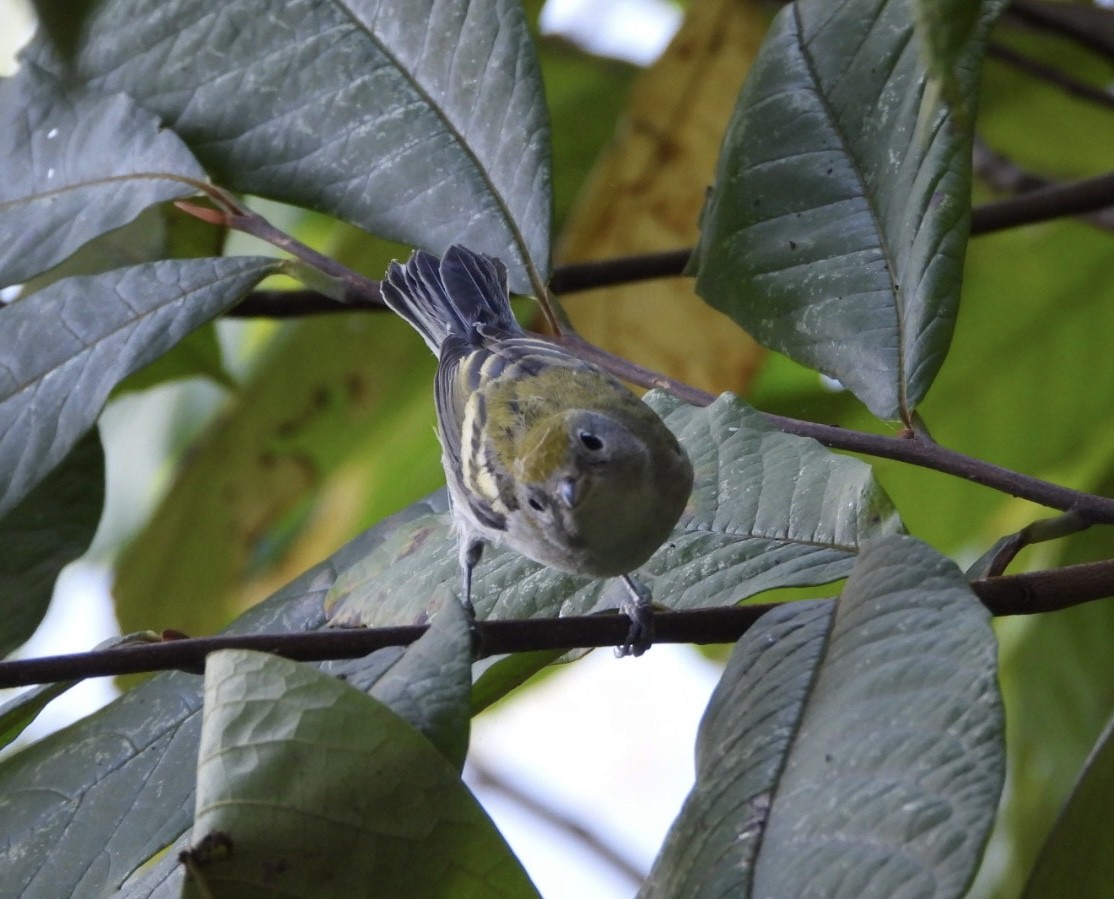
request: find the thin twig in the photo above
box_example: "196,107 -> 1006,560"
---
973,141 -> 1114,231
1005,0 -> 1114,61
548,249 -> 692,294
227,288 -> 385,317
986,42 -> 1114,111
970,169 -> 1114,234
220,164 -> 1114,318
468,758 -> 647,887
756,412 -> 1114,524
1,561 -> 1112,688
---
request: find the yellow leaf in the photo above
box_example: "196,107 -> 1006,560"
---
555,0 -> 769,394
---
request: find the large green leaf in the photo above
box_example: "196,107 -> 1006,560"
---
1022,708 -> 1114,899
0,498 -> 464,898
0,65 -> 206,288
182,649 -> 536,899
0,256 -> 280,518
642,535 -> 1004,898
0,632 -> 160,752
0,429 -> 104,658
0,562 -> 327,899
690,0 -> 1002,420
327,392 -> 903,630
25,0 -> 552,292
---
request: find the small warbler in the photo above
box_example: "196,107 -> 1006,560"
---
381,245 -> 693,655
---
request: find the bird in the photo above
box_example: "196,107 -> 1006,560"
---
380,245 -> 693,655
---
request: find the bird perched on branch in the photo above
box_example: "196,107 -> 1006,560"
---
381,245 -> 693,655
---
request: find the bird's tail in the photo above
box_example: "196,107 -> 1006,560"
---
381,245 -> 522,352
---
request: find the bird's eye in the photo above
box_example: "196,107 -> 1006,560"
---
578,430 -> 604,452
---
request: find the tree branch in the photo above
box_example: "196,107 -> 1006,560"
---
547,249 -> 692,294
221,164 -> 1114,319
986,41 -> 1114,112
227,287 -> 385,317
756,412 -> 1114,524
1,560 -> 1111,689
970,169 -> 1114,235
524,340 -> 1114,524
1005,0 -> 1114,61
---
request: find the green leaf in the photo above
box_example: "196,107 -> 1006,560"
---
325,592 -> 475,771
0,541 -> 334,898
0,256 -> 280,518
26,0 -> 552,292
0,631 -> 159,751
914,0 -> 1008,124
184,649 -> 537,899
643,535 -> 1004,898
642,599 -> 836,897
1022,708 -> 1114,899
983,597 -> 1114,899
113,324 -> 234,394
0,65 -> 206,287
0,428 -> 104,658
0,499 -> 449,898
690,0 -> 1000,420
327,392 -> 902,631
0,681 -> 77,752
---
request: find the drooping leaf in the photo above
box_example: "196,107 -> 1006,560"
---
1022,708 -> 1114,898
183,649 -> 537,899
0,428 -> 104,658
0,256 -> 280,518
0,65 -> 206,287
327,393 -> 902,640
690,0 -> 1003,420
643,535 -> 1004,898
642,598 -> 835,896
25,0 -> 552,292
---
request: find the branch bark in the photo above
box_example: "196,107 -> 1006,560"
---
2,560 -> 1111,689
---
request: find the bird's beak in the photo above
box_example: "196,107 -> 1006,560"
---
558,476 -> 581,508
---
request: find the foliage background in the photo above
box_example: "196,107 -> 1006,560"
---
1,0 -> 1112,897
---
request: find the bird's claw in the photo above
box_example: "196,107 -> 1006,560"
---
616,575 -> 654,658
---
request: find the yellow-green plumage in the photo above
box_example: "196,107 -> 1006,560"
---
381,246 -> 693,646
